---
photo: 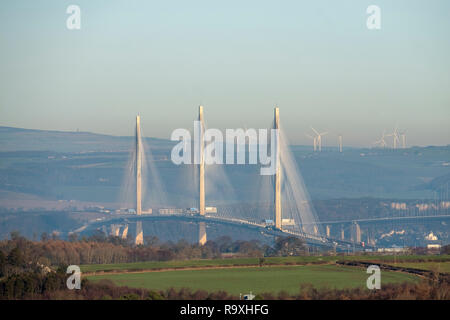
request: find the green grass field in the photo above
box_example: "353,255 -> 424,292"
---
80,254 -> 450,273
85,264 -> 420,295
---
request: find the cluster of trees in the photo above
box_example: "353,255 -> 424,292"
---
0,248 -> 234,300
0,267 -> 69,300
0,246 -> 69,299
1,233 -> 449,300
257,277 -> 450,300
268,237 -> 308,256
0,232 -> 306,268
1,234 -> 211,266
2,261 -> 448,300
46,280 -> 236,300
0,232 -> 309,299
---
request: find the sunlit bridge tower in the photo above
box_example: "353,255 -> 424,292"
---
135,115 -> 143,246
197,106 -> 207,245
136,114 -> 142,216
274,107 -> 282,230
199,105 -> 205,216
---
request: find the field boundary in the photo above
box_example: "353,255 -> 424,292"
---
81,255 -> 450,276
82,261 -> 334,276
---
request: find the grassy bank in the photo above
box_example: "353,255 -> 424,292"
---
85,264 -> 420,295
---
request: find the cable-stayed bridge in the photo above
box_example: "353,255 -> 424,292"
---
77,108 -> 449,251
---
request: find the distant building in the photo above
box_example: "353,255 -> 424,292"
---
391,202 -> 407,210
425,232 -> 438,241
377,246 -> 407,253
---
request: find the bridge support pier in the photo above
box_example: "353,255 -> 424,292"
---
367,227 -> 375,246
122,225 -> 128,239
198,222 -> 207,245
351,221 -> 361,243
135,221 -> 143,245
110,224 -> 120,236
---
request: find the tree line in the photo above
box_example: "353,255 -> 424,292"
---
1,233 -> 449,300
0,231 -> 307,268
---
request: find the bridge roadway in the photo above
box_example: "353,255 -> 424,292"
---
82,213 -> 365,251
304,214 -> 450,226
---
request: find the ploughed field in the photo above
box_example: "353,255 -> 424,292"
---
81,255 -> 450,294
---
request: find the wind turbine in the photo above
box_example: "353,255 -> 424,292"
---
311,127 -> 328,152
306,134 -> 317,152
338,134 -> 343,153
399,130 -> 406,148
373,130 -> 388,148
387,126 -> 401,149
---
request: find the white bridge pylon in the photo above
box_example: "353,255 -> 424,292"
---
131,106 -> 324,245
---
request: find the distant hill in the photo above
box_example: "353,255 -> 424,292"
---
0,126 -> 172,153
0,126 -> 449,202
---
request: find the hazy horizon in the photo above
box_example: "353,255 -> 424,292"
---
2,124 -> 450,149
1,0 -> 449,147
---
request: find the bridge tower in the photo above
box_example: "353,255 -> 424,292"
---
136,115 -> 142,216
274,107 -> 282,230
135,115 -> 144,246
199,105 -> 205,216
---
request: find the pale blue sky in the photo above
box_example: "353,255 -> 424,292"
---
0,0 -> 449,146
